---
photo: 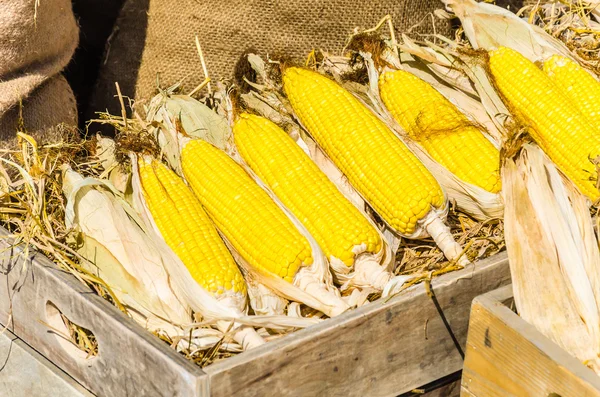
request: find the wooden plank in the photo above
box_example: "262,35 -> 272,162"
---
204,252 -> 511,397
461,285 -> 600,397
0,227 -> 208,397
0,219 -> 512,396
0,328 -> 93,397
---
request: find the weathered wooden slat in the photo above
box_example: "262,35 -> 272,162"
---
461,285 -> 600,397
0,220 -> 511,397
204,252 -> 511,397
0,328 -> 94,397
0,227 -> 208,397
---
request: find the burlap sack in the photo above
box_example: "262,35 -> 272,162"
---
88,0 -> 451,122
0,75 -> 78,149
0,0 -> 79,144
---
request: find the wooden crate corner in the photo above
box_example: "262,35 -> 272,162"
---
461,285 -> 600,397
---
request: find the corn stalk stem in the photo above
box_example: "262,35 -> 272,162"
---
424,213 -> 470,267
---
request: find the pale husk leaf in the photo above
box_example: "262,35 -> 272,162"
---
442,0 -> 574,61
245,276 -> 288,316
96,136 -> 130,193
145,92 -> 231,176
62,168 -> 192,334
146,92 -> 232,148
503,143 -> 600,372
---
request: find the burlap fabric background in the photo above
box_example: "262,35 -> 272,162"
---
88,0 -> 450,123
0,75 -> 78,149
0,0 -> 78,145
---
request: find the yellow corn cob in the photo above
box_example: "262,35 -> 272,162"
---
282,67 -> 445,236
180,139 -> 313,283
489,47 -> 600,200
543,55 -> 600,131
379,70 -> 501,193
233,113 -> 383,268
138,158 -> 246,296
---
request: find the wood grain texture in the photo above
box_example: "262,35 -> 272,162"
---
0,227 -> 207,397
0,221 -> 511,397
0,328 -> 94,397
461,285 -> 600,397
205,253 -> 511,397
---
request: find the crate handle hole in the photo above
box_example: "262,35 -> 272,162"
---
45,301 -> 98,361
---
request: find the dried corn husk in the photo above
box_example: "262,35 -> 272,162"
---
442,0 -> 574,62
95,136 -> 130,193
503,142 -> 600,373
245,276 -> 288,316
145,89 -> 233,176
524,0 -> 600,70
174,327 -> 243,353
62,167 -> 191,336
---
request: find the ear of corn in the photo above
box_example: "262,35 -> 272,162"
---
132,154 -> 319,348
233,113 -> 400,292
233,113 -> 383,268
543,55 -> 600,131
283,67 -> 470,268
282,67 -> 445,237
378,69 -> 501,194
489,46 -> 600,200
179,138 -> 349,316
180,139 -> 314,284
137,157 -> 246,297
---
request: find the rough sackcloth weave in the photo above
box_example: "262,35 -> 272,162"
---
88,0 -> 451,122
0,0 -> 79,148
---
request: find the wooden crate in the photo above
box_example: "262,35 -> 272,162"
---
0,225 -> 510,397
0,328 -> 93,397
461,285 -> 600,396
